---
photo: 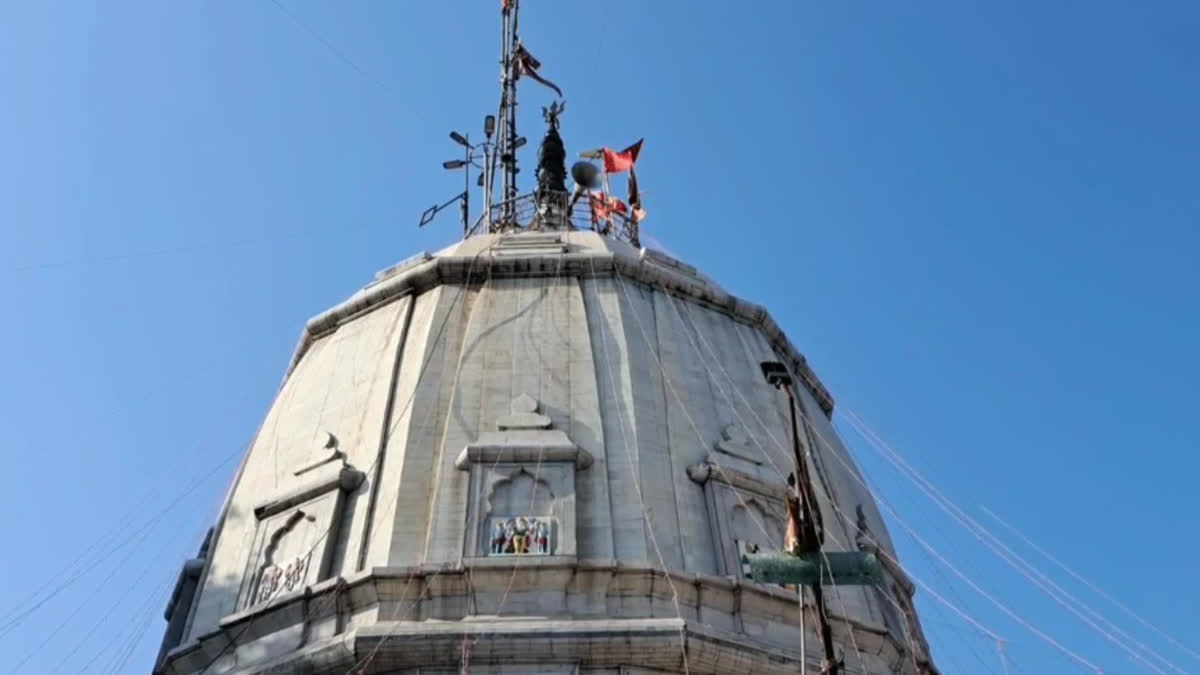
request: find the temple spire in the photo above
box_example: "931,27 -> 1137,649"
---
534,102 -> 569,229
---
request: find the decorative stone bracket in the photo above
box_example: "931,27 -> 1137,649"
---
687,424 -> 787,501
459,394 -> 589,558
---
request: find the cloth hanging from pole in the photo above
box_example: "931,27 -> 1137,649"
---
514,43 -> 563,98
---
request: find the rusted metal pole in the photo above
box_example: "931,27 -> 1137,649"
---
781,378 -> 839,674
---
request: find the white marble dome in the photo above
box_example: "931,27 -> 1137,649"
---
155,230 -> 937,675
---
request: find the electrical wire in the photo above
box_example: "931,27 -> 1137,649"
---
655,285 -> 870,672
981,505 -> 1200,665
661,288 -> 1102,672
841,408 -> 1184,675
658,281 -> 992,672
266,0 -> 395,94
798,412 -> 1103,672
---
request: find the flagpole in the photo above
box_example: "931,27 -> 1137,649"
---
504,0 -> 521,227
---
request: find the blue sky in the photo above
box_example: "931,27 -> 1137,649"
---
1,1 -> 1197,672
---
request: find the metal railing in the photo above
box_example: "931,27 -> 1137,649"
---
470,190 -> 640,247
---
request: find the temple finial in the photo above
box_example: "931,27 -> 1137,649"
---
534,101 -> 568,228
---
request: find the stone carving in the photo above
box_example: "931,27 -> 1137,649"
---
731,498 -> 785,551
714,424 -> 763,466
292,431 -> 345,477
486,467 -> 554,516
497,392 -> 552,430
253,552 -> 312,606
462,394 -> 583,558
249,510 -> 316,608
488,516 -> 554,556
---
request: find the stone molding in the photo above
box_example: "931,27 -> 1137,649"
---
687,425 -> 789,503
454,431 -> 593,470
252,465 -> 366,520
159,562 -> 930,675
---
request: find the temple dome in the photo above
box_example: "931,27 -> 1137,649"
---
156,230 -> 935,674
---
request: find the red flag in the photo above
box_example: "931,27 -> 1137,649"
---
514,44 -> 563,98
589,192 -> 626,221
502,0 -> 514,9
603,139 -> 643,173
628,167 -> 646,223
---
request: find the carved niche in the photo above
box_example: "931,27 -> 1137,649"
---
237,449 -> 365,610
457,394 -> 592,558
688,424 -> 789,578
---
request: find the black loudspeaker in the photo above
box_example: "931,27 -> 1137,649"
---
571,161 -> 601,189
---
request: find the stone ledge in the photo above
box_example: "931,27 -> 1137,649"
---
252,466 -> 365,520
162,615 -> 930,675
164,562 -> 926,675
455,430 -> 594,470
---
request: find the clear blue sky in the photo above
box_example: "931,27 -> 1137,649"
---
1,1 -> 1197,672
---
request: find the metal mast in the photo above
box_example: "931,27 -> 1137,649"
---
494,0 -> 521,230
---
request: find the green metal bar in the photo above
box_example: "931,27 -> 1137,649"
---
743,551 -> 883,586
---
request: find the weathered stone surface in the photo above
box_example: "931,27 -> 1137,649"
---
159,231 -> 936,675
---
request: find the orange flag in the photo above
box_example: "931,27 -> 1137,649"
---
603,139 -> 643,173
628,167 -> 646,223
589,192 -> 627,221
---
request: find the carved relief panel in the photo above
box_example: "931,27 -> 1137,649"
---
237,462 -> 364,610
688,425 -> 789,579
476,467 -> 564,557
457,395 -> 592,559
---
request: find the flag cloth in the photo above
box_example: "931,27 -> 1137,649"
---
502,0 -> 514,9
628,167 -> 646,223
589,192 -> 627,221
514,44 -> 563,98
603,138 -> 643,173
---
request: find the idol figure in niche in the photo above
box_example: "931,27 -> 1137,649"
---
489,516 -> 552,555
504,520 -> 516,553
512,517 -> 531,554
491,521 -> 508,554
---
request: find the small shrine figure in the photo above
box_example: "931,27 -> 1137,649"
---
512,517 -> 531,554
491,521 -> 508,554
535,519 -> 550,553
503,520 -> 517,554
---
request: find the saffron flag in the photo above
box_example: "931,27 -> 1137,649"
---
603,139 -> 643,173
514,44 -> 563,98
589,192 -> 627,221
628,167 -> 646,223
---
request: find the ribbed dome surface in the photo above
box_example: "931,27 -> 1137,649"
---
156,231 -> 936,675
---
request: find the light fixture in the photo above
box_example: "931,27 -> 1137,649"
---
484,115 -> 496,138
513,136 -> 527,149
760,361 -> 792,388
443,159 -> 467,170
449,131 -> 470,148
